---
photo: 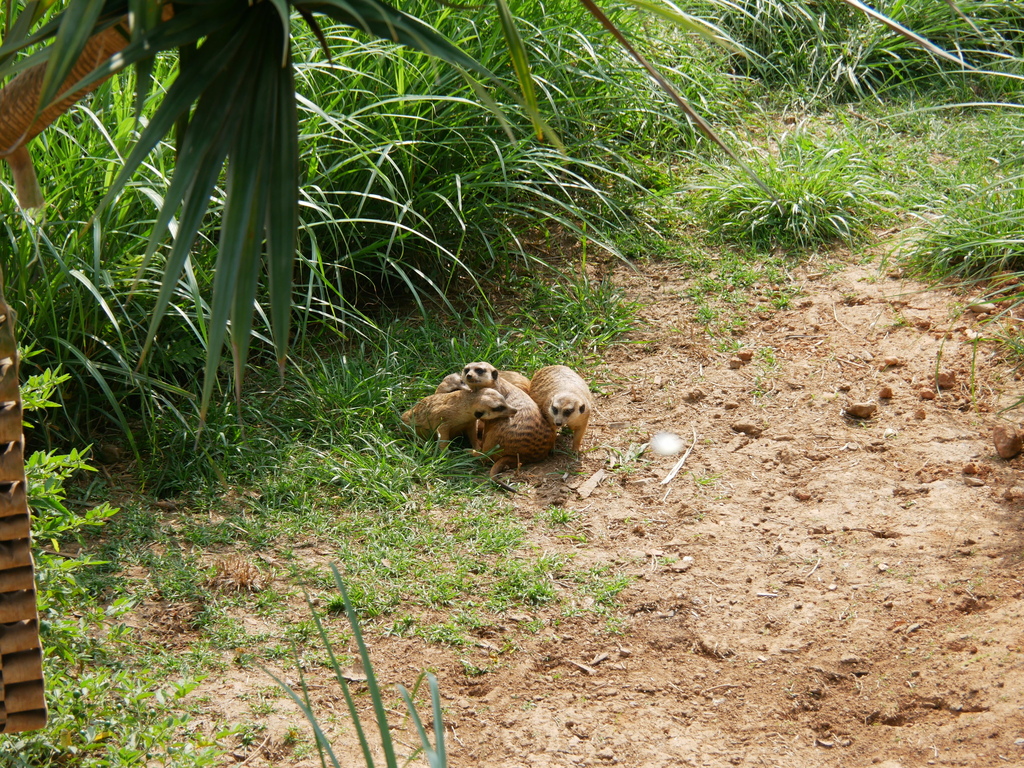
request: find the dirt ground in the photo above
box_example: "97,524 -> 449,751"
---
196,255 -> 1024,768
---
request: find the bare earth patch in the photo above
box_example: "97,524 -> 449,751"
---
193,259 -> 1024,767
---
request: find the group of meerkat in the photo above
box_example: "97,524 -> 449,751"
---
401,361 -> 592,480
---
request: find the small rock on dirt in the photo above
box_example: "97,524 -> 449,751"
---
918,389 -> 936,400
731,421 -> 762,437
845,401 -> 877,419
737,350 -> 754,361
913,409 -> 927,420
878,386 -> 894,399
880,356 -> 902,369
728,357 -> 743,369
936,371 -> 956,389
682,388 -> 706,403
993,424 -> 1023,459
969,302 -> 997,314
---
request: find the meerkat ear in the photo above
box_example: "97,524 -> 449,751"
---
579,403 -> 586,413
475,411 -> 485,419
491,369 -> 498,381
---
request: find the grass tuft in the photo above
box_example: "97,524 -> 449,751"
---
694,130 -> 894,250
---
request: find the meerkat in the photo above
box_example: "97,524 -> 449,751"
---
402,387 -> 516,446
435,372 -> 470,395
460,361 -> 531,396
529,365 -> 592,452
475,383 -> 556,480
499,369 -> 532,394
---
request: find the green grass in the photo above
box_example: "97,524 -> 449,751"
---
692,129 -> 896,250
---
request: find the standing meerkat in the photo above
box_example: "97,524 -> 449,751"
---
475,383 -> 556,480
529,365 -> 592,452
402,387 -> 516,446
461,361 -> 532,396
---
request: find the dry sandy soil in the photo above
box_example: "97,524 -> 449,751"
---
194,256 -> 1024,768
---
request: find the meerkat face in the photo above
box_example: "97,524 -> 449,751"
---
474,388 -> 517,420
436,372 -> 471,394
462,361 -> 499,390
550,394 -> 586,426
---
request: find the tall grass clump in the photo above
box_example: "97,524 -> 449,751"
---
697,0 -> 1024,101
693,130 -> 894,250
906,172 -> 1024,281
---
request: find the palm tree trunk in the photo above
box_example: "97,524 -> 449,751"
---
0,270 -> 47,733
0,20 -> 129,208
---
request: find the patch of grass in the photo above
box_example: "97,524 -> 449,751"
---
906,173 -> 1024,280
702,0 -> 1024,103
666,242 -> 800,340
693,131 -> 895,251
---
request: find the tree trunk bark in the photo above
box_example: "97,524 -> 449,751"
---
0,270 -> 47,733
0,20 -> 130,208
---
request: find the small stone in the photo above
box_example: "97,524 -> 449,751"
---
828,584 -> 837,591
918,389 -> 936,400
793,490 -> 811,501
964,476 -> 985,488
596,748 -> 615,761
731,421 -> 763,437
878,563 -> 889,572
682,389 -> 706,403
728,357 -> 743,369
969,302 -> 997,314
837,382 -> 852,392
936,371 -> 956,389
724,401 -> 740,410
913,409 -> 927,420
962,462 -> 981,475
878,386 -> 894,399
1004,486 -> 1024,501
993,424 -> 1023,459
845,401 -> 878,419
880,356 -> 902,368
737,350 -> 754,362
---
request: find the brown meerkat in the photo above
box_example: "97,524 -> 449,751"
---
460,361 -> 531,396
434,372 -> 471,395
402,387 -> 516,446
529,365 -> 592,452
475,382 -> 556,480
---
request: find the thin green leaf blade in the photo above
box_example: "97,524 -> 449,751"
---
265,45 -> 298,378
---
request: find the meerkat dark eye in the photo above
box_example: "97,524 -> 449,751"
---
551,405 -> 558,414
474,410 -> 485,419
578,403 -> 586,413
463,367 -> 472,376
494,405 -> 507,412
565,408 -> 576,417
